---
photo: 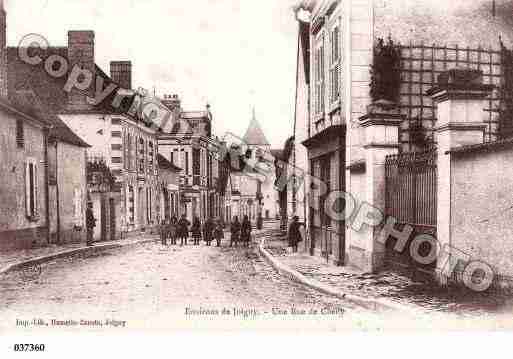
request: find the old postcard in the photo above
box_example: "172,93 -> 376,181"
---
2,0 -> 513,354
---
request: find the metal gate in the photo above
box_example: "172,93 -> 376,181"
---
384,148 -> 437,271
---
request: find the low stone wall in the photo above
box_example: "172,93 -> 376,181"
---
450,147 -> 513,287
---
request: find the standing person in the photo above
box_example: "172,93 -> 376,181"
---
213,218 -> 224,247
191,217 -> 202,246
168,216 -> 178,245
203,217 -> 214,246
288,216 -> 303,253
160,219 -> 168,246
230,216 -> 241,248
241,215 -> 252,248
85,202 -> 96,247
178,214 -> 190,246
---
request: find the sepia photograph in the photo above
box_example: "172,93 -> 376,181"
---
1,0 -> 513,356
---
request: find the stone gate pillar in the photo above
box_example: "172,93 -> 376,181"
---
356,100 -> 404,273
428,69 -> 493,285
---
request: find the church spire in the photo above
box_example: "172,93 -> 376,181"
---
243,107 -> 270,146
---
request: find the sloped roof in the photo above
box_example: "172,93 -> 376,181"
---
242,117 -> 270,146
6,47 -> 139,118
0,96 -> 51,128
7,47 -> 69,115
10,90 -> 90,147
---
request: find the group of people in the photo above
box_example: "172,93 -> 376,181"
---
229,215 -> 252,247
159,215 -> 225,247
159,214 -> 253,248
86,203 -> 302,251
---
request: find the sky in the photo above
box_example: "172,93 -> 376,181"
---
5,0 -> 300,148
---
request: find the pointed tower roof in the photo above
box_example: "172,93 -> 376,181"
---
242,108 -> 270,146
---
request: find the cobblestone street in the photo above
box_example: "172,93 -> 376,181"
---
0,230 -> 376,331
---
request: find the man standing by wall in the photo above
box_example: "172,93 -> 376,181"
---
86,202 -> 96,247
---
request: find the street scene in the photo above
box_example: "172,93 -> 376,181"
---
3,0 -> 513,337
1,225 -> 363,331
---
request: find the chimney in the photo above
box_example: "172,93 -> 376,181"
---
67,30 -> 95,111
110,61 -> 132,90
0,0 -> 7,99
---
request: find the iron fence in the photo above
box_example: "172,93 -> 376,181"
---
385,148 -> 437,230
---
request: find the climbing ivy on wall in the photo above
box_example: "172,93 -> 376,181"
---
499,41 -> 513,139
370,37 -> 402,103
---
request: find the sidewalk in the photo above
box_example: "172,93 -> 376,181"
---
262,236 -> 513,316
0,233 -> 158,275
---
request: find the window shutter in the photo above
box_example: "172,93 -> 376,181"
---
33,162 -> 39,217
25,160 -> 31,217
125,184 -> 129,223
124,132 -> 128,170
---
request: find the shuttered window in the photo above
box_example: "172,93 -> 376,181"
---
329,23 -> 341,105
16,119 -> 24,149
314,34 -> 325,116
25,158 -> 39,220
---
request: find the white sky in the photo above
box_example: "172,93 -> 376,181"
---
6,0 -> 300,148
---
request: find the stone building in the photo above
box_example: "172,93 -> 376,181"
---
158,96 -> 223,223
293,0 -> 513,280
157,154 -> 182,221
0,1 -> 89,249
9,91 -> 90,244
227,110 -> 280,223
0,97 -> 50,250
7,26 -> 161,239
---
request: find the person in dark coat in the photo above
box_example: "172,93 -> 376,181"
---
191,217 -> 202,246
160,219 -> 168,246
213,218 -> 224,247
230,216 -> 241,248
241,215 -> 252,248
177,215 -> 190,246
288,216 -> 303,253
86,202 -> 96,247
203,217 -> 215,246
168,216 -> 178,245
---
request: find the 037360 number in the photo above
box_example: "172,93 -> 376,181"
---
13,344 -> 45,352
